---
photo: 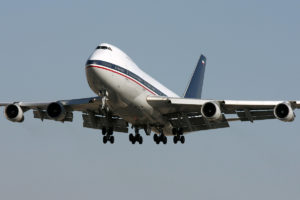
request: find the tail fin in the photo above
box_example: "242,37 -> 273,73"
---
184,55 -> 206,99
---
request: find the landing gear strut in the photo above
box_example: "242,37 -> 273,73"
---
144,125 -> 151,136
172,127 -> 185,144
129,128 -> 143,144
102,127 -> 114,144
102,127 -> 107,135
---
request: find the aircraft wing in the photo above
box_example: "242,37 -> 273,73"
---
0,97 -> 129,133
1,97 -> 102,111
147,96 -> 300,133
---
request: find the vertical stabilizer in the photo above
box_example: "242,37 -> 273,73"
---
184,55 -> 206,99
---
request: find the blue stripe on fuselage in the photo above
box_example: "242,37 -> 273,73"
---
86,60 -> 166,96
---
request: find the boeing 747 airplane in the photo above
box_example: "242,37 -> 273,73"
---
1,43 -> 299,144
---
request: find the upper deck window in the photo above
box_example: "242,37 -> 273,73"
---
96,46 -> 112,51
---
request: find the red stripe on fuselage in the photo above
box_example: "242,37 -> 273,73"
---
86,65 -> 157,95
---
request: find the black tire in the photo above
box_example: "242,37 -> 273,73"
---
180,136 -> 185,144
103,136 -> 108,144
153,134 -> 158,142
138,136 -> 143,144
173,136 -> 178,144
110,136 -> 114,144
162,136 -> 167,144
102,127 -> 107,135
129,133 -> 134,142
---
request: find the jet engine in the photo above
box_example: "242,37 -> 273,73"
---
274,102 -> 295,122
46,102 -> 66,121
201,101 -> 222,121
4,104 -> 24,122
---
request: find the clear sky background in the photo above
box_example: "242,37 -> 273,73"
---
0,0 -> 300,199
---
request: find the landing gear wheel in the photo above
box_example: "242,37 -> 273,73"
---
162,135 -> 167,144
153,134 -> 159,144
132,138 -> 136,144
173,136 -> 178,144
109,136 -> 114,144
138,135 -> 143,144
129,133 -> 134,142
102,127 -> 107,135
103,136 -> 108,144
180,136 -> 185,144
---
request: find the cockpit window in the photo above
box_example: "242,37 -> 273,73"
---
96,46 -> 112,51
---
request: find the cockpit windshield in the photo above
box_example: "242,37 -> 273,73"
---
96,46 -> 112,51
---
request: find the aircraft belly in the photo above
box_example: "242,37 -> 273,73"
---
86,67 -> 166,126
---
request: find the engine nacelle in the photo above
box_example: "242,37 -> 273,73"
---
274,102 -> 295,122
201,101 -> 222,121
46,102 -> 66,121
4,104 -> 24,122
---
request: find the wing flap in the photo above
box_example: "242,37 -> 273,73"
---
168,114 -> 229,132
82,113 -> 128,133
236,110 -> 275,122
33,110 -> 73,122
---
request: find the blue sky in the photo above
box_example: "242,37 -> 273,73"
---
0,0 -> 300,199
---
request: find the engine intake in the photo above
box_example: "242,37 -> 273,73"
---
46,102 -> 66,121
274,102 -> 295,122
201,101 -> 222,121
4,104 -> 24,122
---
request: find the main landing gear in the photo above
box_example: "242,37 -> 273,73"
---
102,127 -> 114,144
173,135 -> 185,144
129,128 -> 143,144
172,128 -> 185,144
153,133 -> 167,145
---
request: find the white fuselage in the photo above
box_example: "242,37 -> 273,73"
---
85,43 -> 179,135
